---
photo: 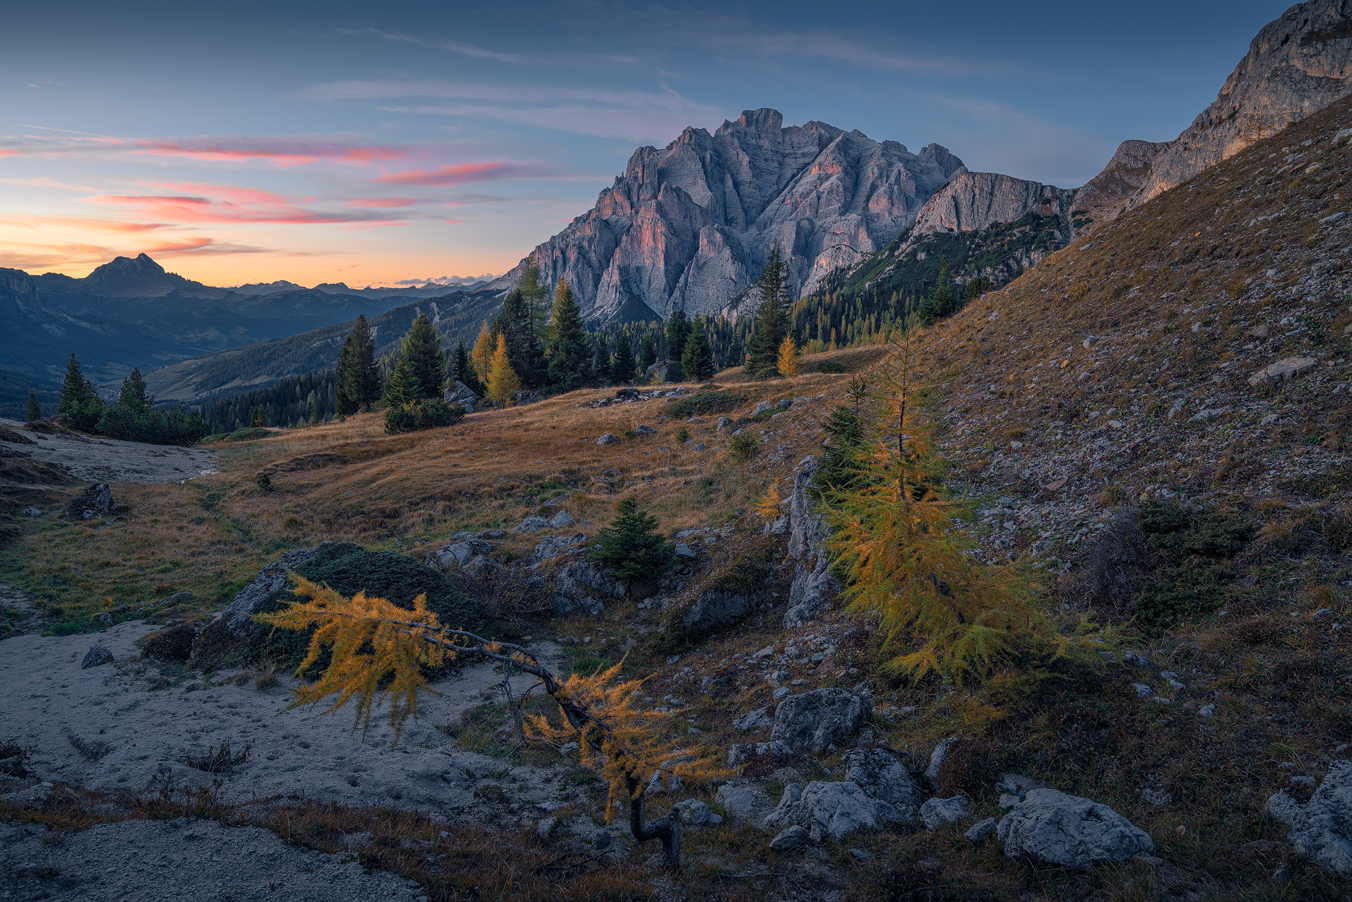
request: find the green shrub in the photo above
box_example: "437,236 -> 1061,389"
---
1130,502 -> 1254,631
665,391 -> 745,418
225,427 -> 271,442
729,433 -> 759,462
675,427 -> 689,443
815,359 -> 846,374
385,399 -> 464,435
591,498 -> 675,587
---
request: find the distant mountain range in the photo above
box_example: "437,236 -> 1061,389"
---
0,253 -> 483,401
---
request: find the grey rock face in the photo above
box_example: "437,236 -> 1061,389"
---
842,748 -> 923,823
764,781 -> 900,841
443,380 -> 478,414
910,171 -> 1077,238
433,536 -> 492,568
532,533 -> 586,563
551,561 -> 624,616
784,456 -> 841,628
770,688 -> 871,754
921,796 -> 971,830
682,588 -> 759,633
1278,760 -> 1352,877
81,646 -> 114,669
512,516 -> 552,533
1095,0 -> 1352,217
673,799 -> 723,826
715,783 -> 762,820
213,546 -> 320,639
489,109 -> 965,321
997,788 -> 1155,870
733,707 -> 774,733
728,740 -> 792,767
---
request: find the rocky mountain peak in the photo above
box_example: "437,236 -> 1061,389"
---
490,109 -> 964,322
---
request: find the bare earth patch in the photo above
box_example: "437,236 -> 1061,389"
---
0,418 -> 217,485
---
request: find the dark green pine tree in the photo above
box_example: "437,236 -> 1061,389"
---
666,308 -> 690,362
591,497 -> 676,588
591,333 -> 609,380
117,367 -> 151,414
495,288 -> 548,387
25,392 -> 41,422
639,335 -> 658,371
746,248 -> 789,377
609,335 -> 637,384
449,341 -> 482,395
680,319 -> 715,383
401,314 -> 446,400
384,354 -> 415,406
726,335 -> 744,370
336,315 -> 382,414
917,258 -> 956,327
58,353 -> 102,429
546,279 -> 591,391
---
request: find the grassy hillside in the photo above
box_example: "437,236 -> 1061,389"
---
3,100 -> 1352,902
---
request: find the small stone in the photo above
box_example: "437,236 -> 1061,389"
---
635,425 -> 657,436
560,742 -> 580,756
848,848 -> 872,861
1199,704 -> 1216,718
921,796 -> 970,830
548,511 -> 576,529
593,830 -> 611,850
597,433 -> 618,445
770,825 -> 810,851
536,817 -> 557,838
773,687 -> 792,700
692,443 -> 706,451
965,817 -> 998,843
21,507 -> 41,517
1248,357 -> 1317,387
715,783 -> 759,819
1123,653 -> 1153,669
1133,683 -> 1154,698
81,646 -> 114,669
1248,324 -> 1271,339
1319,211 -> 1346,225
767,670 -> 789,688
674,799 -> 723,826
716,417 -> 732,431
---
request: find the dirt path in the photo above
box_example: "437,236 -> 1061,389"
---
0,419 -> 217,485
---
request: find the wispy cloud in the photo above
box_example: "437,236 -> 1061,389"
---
364,28 -> 525,64
347,197 -> 420,208
88,189 -> 398,226
302,80 -> 726,142
0,132 -> 412,168
377,161 -> 564,187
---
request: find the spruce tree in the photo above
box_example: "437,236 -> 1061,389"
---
450,341 -> 481,395
402,314 -> 446,400
25,392 -> 41,422
591,334 -> 609,380
746,248 -> 789,377
666,309 -> 690,362
609,335 -> 637,384
495,289 -> 547,387
251,405 -> 267,427
680,320 -> 714,383
591,497 -> 675,588
335,329 -> 360,415
639,335 -> 657,371
58,353 -> 101,429
337,315 -> 381,413
118,368 -> 151,414
545,279 -> 590,390
384,354 -> 414,406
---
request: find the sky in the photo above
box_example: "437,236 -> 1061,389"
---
0,0 -> 1290,288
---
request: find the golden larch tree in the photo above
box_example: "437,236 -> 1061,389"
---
776,334 -> 800,378
485,333 -> 520,406
470,324 -> 495,384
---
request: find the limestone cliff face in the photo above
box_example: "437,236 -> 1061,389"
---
1088,0 -> 1352,217
909,171 -> 1077,237
490,109 -> 965,321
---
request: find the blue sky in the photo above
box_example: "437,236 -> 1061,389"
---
0,0 -> 1287,286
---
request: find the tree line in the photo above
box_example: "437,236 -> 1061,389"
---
56,354 -> 209,446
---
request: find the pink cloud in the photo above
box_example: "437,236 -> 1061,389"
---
378,160 -> 558,187
90,193 -> 392,225
347,197 -> 419,208
130,138 -> 409,167
444,218 -> 464,224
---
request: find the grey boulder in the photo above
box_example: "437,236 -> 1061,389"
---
921,796 -> 970,830
211,546 -> 320,639
1275,760 -> 1352,878
513,516 -> 552,533
673,799 -> 723,827
764,781 -> 899,841
81,646 -> 114,669
841,747 -> 923,823
681,588 -> 759,634
997,788 -> 1155,870
784,456 -> 841,628
597,433 -> 618,445
732,707 -> 774,732
769,825 -> 810,851
770,687 -> 870,754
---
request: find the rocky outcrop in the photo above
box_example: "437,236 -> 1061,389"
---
841,748 -> 923,823
64,484 -> 112,521
1269,760 -> 1352,877
784,456 -> 840,628
1081,0 -> 1352,222
908,171 -> 1076,239
442,380 -> 478,414
997,788 -> 1155,870
770,688 -> 870,754
763,780 -> 901,841
200,546 -> 321,643
551,561 -> 624,616
490,109 -> 965,321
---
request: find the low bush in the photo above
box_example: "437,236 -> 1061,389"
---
729,433 -> 759,462
385,399 -> 463,435
665,390 -> 745,418
815,358 -> 846,373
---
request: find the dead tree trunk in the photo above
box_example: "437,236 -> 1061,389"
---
625,774 -> 682,872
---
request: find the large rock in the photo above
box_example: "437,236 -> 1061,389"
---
432,535 -> 492,568
784,456 -> 841,628
841,747 -> 923,823
921,796 -> 971,830
65,483 -> 112,520
682,589 -> 758,633
210,547 -> 321,639
763,781 -> 900,841
532,533 -> 587,564
552,561 -> 625,616
1275,760 -> 1352,877
442,381 -> 479,414
770,688 -> 870,754
997,788 -> 1155,870
486,108 -> 966,321
1248,356 -> 1317,386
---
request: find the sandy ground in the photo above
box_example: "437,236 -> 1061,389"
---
0,620 -> 569,816
0,419 -> 217,485
0,817 -> 425,902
